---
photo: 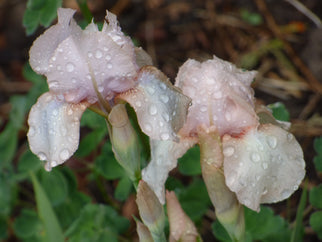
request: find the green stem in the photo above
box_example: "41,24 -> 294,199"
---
76,0 -> 93,23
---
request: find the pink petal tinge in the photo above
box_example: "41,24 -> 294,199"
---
175,56 -> 258,137
222,124 -> 305,211
27,92 -> 88,171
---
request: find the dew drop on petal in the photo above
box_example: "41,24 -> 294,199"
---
225,111 -> 232,121
66,62 -> 75,72
200,106 -> 207,113
160,95 -> 169,104
105,54 -> 111,61
266,136 -> 277,149
250,152 -> 261,163
144,123 -> 153,132
262,188 -> 268,195
98,86 -> 104,92
223,146 -> 235,157
161,133 -> 170,140
107,64 -> 112,69
60,149 -> 70,160
287,133 -> 294,142
146,86 -> 156,95
162,113 -> 170,122
51,160 -> 57,167
38,152 -> 47,161
212,91 -> 222,99
28,126 -> 36,137
71,78 -> 77,84
135,101 -> 142,108
149,105 -> 158,115
56,65 -> 62,71
87,51 -> 93,58
95,49 -> 103,59
262,162 -> 268,170
44,161 -> 52,172
159,82 -> 167,90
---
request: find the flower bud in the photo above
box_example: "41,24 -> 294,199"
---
166,191 -> 201,242
108,104 -> 140,182
136,180 -> 166,242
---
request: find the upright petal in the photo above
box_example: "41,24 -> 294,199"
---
142,138 -> 197,204
175,56 -> 258,137
27,93 -> 88,170
223,124 -> 305,211
29,8 -> 82,74
118,66 -> 191,141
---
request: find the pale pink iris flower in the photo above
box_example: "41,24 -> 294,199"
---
27,8 -> 190,171
143,56 -> 305,211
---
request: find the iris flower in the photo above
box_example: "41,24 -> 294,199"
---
27,8 -> 190,171
142,56 -> 305,211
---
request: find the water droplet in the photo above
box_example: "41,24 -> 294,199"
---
51,56 -> 56,62
144,123 -> 152,132
223,146 -> 235,157
71,78 -> 77,84
251,152 -> 261,163
287,133 -> 293,141
60,149 -> 70,160
66,62 -> 75,72
103,47 -> 109,51
160,95 -> 169,104
212,91 -> 222,99
161,133 -> 170,140
105,54 -> 111,61
38,152 -> 47,161
52,109 -> 58,116
262,188 -> 268,195
87,51 -> 93,58
95,49 -> 103,59
98,86 -> 104,92
107,64 -> 112,69
255,175 -> 260,181
146,86 -> 156,95
61,127 -> 67,136
35,66 -> 41,72
266,136 -> 277,149
57,48 -> 63,53
135,101 -> 142,107
159,82 -> 167,90
149,105 -> 157,115
200,106 -> 207,113
212,115 -> 218,121
293,185 -> 298,191
51,160 -> 57,167
262,162 -> 268,170
28,126 -> 35,137
44,161 -> 52,171
225,111 -> 232,121
159,121 -> 164,127
163,113 -> 170,122
56,65 -> 62,71
281,189 -> 291,198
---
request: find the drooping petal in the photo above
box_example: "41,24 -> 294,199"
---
27,92 -> 88,170
222,124 -> 305,211
29,8 -> 82,74
175,56 -> 258,137
142,138 -> 197,204
118,66 -> 191,141
166,191 -> 200,242
45,14 -> 138,103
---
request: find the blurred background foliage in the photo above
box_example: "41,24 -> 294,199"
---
0,0 -> 321,241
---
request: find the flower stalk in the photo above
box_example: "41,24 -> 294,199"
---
198,125 -> 245,242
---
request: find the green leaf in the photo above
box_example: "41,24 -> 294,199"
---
94,142 -> 125,180
39,169 -> 68,206
177,178 -> 211,222
309,184 -> 322,209
240,9 -> 263,26
314,155 -> 322,172
309,211 -> 322,239
30,172 -> 64,242
0,171 -> 17,216
16,149 -> 42,179
314,136 -> 322,154
212,220 -> 232,242
81,109 -> 106,129
0,124 -> 18,167
178,145 -> 201,176
55,191 -> 91,229
75,128 -> 106,157
291,185 -> 307,242
23,0 -> 62,35
0,216 -> 8,240
114,176 -> 133,201
268,102 -> 290,122
65,204 -> 130,242
9,95 -> 27,130
245,206 -> 291,241
13,209 -> 42,239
